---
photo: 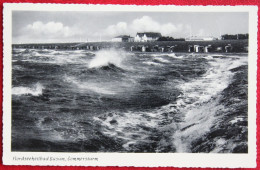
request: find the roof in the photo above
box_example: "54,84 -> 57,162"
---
114,35 -> 133,38
136,32 -> 162,38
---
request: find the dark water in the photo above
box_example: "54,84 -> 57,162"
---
11,48 -> 248,153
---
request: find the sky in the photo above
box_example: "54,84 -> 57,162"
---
12,11 -> 249,44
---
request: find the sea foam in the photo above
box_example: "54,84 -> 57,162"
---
170,56 -> 248,152
64,75 -> 117,95
88,49 -> 126,68
12,83 -> 44,96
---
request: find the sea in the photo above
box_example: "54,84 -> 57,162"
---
11,48 -> 248,153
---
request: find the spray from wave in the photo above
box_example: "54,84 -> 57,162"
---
12,83 -> 44,96
15,49 -> 91,65
64,75 -> 117,95
153,57 -> 170,63
151,53 -> 184,59
88,49 -> 127,69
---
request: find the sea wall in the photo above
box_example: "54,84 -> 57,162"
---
12,40 -> 248,53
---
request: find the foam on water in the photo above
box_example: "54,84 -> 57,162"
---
93,109 -> 169,151
151,53 -> 186,59
162,53 -> 183,59
12,83 -> 44,96
151,53 -> 173,57
11,49 -> 248,152
12,65 -> 25,71
153,57 -> 170,63
171,55 -> 184,59
35,115 -> 90,142
229,117 -> 245,124
89,49 -> 127,69
93,55 -> 248,152
15,49 -> 91,65
169,56 -> 247,152
143,61 -> 162,66
13,49 -> 27,53
64,75 -> 117,95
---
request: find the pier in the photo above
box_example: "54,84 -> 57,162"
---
12,39 -> 248,53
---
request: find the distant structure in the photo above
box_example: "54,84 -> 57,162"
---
185,36 -> 217,41
135,32 -> 162,42
112,35 -> 134,42
157,36 -> 185,41
221,34 -> 249,40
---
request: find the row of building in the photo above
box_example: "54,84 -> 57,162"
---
111,32 -> 221,42
111,32 -> 163,42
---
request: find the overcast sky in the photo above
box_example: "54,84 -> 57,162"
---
12,11 -> 248,44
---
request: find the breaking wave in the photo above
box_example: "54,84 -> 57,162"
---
88,49 -> 127,68
13,49 -> 91,65
143,61 -> 162,66
89,63 -> 126,73
11,48 -> 248,153
64,75 -> 117,95
170,56 -> 248,152
151,53 -> 183,59
12,83 -> 44,96
153,57 -> 170,63
93,55 -> 248,152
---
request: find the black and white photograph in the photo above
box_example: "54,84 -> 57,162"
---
3,4 -> 258,167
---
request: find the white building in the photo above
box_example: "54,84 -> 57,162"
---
134,32 -> 162,42
112,35 -> 134,42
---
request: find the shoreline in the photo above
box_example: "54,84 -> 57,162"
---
12,39 -> 248,53
130,51 -> 248,55
13,48 -> 248,55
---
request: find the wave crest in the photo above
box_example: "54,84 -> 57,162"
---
88,49 -> 126,68
12,83 -> 44,96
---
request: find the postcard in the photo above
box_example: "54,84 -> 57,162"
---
2,3 -> 258,168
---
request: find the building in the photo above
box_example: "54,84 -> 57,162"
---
134,32 -> 162,42
185,36 -> 217,41
221,34 -> 249,40
112,35 -> 134,42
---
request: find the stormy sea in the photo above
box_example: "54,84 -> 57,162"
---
11,48 -> 248,153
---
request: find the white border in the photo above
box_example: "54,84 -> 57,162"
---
3,3 -> 258,168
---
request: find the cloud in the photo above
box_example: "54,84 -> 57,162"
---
101,16 -> 189,38
23,21 -> 81,39
104,22 -> 128,36
13,21 -> 85,43
130,16 -> 160,32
